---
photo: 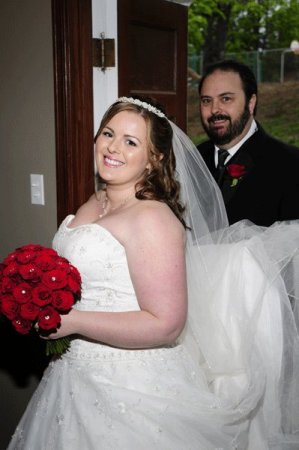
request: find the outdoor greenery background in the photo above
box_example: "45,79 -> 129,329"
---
188,0 -> 299,66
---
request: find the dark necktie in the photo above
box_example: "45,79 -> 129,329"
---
217,149 -> 229,186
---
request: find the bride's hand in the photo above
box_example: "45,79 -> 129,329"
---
39,309 -> 79,340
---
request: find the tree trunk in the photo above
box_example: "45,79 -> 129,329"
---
202,3 -> 232,70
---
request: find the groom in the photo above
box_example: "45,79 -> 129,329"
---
197,59 -> 299,226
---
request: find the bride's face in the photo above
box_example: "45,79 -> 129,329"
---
95,111 -> 151,186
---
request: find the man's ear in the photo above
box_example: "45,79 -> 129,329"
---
249,94 -> 257,115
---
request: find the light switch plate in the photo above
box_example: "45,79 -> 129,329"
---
30,174 -> 45,205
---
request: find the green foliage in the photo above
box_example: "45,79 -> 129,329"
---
266,0 -> 299,48
188,0 -> 213,53
189,0 -> 299,55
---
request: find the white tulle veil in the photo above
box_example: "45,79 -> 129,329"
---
170,120 -> 299,447
115,97 -> 299,446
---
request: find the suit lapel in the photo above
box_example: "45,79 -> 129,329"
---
198,142 -> 218,180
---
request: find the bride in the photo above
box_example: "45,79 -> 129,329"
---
8,96 -> 299,449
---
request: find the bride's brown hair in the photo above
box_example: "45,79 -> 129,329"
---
94,96 -> 187,228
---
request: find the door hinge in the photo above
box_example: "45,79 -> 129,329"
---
92,33 -> 115,72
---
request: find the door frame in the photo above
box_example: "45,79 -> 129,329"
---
52,0 -> 95,225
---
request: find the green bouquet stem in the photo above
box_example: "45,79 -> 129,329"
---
46,337 -> 71,356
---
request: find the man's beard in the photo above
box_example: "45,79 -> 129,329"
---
201,104 -> 251,146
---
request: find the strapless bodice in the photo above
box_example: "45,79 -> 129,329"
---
52,215 -> 139,313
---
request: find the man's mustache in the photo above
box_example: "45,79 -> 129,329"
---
208,114 -> 230,124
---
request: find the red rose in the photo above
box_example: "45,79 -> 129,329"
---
38,306 -> 61,331
0,263 -> 5,276
16,249 -> 37,264
43,248 -> 58,257
18,264 -> 41,282
0,276 -> 16,294
42,269 -> 68,290
31,285 -> 53,306
226,164 -> 246,178
2,252 -> 18,265
19,302 -> 40,321
12,283 -> 32,303
1,295 -> 19,320
52,290 -> 74,312
69,264 -> 81,281
12,317 -> 32,334
17,244 -> 42,252
35,253 -> 58,271
3,261 -> 19,277
55,258 -> 71,272
68,274 -> 81,294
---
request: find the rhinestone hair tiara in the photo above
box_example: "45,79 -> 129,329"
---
117,96 -> 166,118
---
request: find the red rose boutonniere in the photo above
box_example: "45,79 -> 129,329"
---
226,164 -> 246,187
0,244 -> 81,356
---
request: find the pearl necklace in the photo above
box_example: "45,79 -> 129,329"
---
99,192 -> 135,218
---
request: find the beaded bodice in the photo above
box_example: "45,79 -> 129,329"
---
52,215 -> 139,314
52,215 -> 145,359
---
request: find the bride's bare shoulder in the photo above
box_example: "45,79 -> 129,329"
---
131,200 -> 184,234
72,192 -> 102,224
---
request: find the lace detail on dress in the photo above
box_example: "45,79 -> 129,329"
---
52,215 -> 139,313
65,339 -> 183,362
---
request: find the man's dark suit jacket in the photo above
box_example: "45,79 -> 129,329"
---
197,124 -> 299,226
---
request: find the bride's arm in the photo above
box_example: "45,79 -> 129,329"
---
47,205 -> 188,348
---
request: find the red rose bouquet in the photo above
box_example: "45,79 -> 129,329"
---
0,244 -> 81,356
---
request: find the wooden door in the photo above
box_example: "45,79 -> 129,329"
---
52,0 -> 188,225
52,0 -> 94,225
118,0 -> 188,129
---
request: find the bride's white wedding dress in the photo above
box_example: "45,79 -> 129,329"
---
7,215 -> 299,449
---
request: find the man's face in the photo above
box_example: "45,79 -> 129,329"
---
199,70 -> 256,148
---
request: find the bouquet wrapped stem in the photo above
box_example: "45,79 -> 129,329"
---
46,337 -> 72,356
